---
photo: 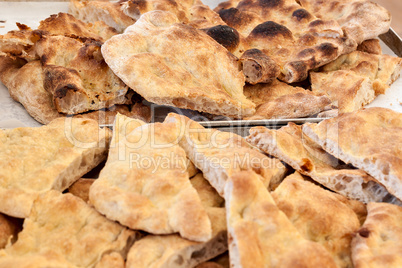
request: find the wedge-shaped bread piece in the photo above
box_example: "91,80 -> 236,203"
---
0,191 -> 138,268
302,107 -> 402,202
191,173 -> 225,208
272,172 -> 363,268
320,50 -> 402,95
35,35 -> 128,114
164,113 -> 286,196
89,114 -> 211,242
101,11 -> 254,118
38,12 -> 118,41
225,171 -> 337,268
247,123 -> 401,204
0,23 -> 40,60
216,0 -> 357,83
311,70 -> 375,113
245,92 -> 331,120
127,207 -> 227,268
297,0 -> 391,44
0,117 -> 110,218
69,0 -> 137,33
352,202 -> 402,268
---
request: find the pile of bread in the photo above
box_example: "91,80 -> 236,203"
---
0,0 -> 401,124
0,106 -> 401,267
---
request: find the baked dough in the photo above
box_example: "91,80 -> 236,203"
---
272,172 -> 362,268
297,0 -> 391,44
352,202 -> 402,268
225,170 -> 337,268
0,191 -> 138,268
68,178 -> 95,203
310,70 -> 375,113
101,11 -> 255,118
0,214 -> 21,249
216,0 -> 357,83
302,107 -> 402,202
0,117 -> 111,218
247,123 -> 401,204
164,113 -> 287,196
89,114 -> 212,242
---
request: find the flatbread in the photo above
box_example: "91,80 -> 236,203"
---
310,70 -> 375,113
245,92 -> 331,120
102,11 -> 254,118
38,12 -> 118,41
247,123 -> 401,204
0,117 -> 110,218
352,202 -> 402,268
89,114 -> 212,242
0,191 -> 138,268
357,39 -> 382,55
0,214 -> 21,249
272,172 -> 362,268
216,0 -> 357,83
164,113 -> 287,196
320,50 -> 402,95
225,170 -> 337,268
126,207 -> 227,268
302,107 -> 402,202
239,48 -> 280,84
36,35 -> 128,114
297,0 -> 391,44
191,173 -> 225,208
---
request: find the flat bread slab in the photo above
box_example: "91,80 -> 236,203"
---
101,11 -> 254,118
225,170 -> 337,268
0,117 -> 110,218
89,114 -> 211,242
302,107 -> 402,202
0,191 -> 138,268
352,202 -> 402,268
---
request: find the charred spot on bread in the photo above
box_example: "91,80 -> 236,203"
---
292,9 -> 312,21
205,25 -> 240,53
358,228 -> 370,238
317,43 -> 338,58
249,21 -> 292,39
55,84 -> 79,99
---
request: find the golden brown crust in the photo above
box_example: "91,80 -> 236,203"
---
38,12 -> 118,41
352,202 -> 402,268
68,178 -> 95,203
310,70 -> 375,113
247,123 -> 401,204
0,118 -> 111,218
225,170 -> 337,268
240,48 -> 280,84
272,172 -> 362,268
357,39 -> 382,55
0,214 -> 22,249
302,107 -> 402,202
101,11 -> 254,118
89,114 -> 212,242
0,191 -> 139,267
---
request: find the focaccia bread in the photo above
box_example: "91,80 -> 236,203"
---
102,11 -> 254,118
247,123 -> 401,204
0,117 -> 111,218
319,50 -> 402,95
164,113 -> 287,196
297,0 -> 391,44
310,70 -> 375,113
302,107 -> 402,202
216,0 -> 357,83
272,172 -> 362,268
225,171 -> 337,268
0,191 -> 138,268
89,114 -> 212,242
126,207 -> 227,268
352,202 -> 402,268
36,35 -> 128,114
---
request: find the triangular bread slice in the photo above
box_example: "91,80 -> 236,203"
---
247,123 -> 401,204
272,172 -> 363,268
0,191 -> 138,267
310,70 -> 375,113
302,107 -> 402,202
164,113 -> 287,196
101,11 -> 255,118
89,114 -> 211,242
225,170 -> 337,268
352,202 -> 402,268
0,117 -> 111,218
